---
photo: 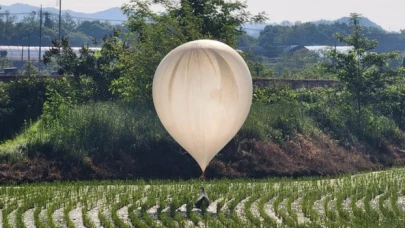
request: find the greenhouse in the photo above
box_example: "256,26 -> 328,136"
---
305,45 -> 353,58
0,46 -> 101,62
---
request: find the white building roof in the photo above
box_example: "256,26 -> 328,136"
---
304,45 -> 353,58
0,46 -> 101,62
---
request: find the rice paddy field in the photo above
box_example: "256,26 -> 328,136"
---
1,168 -> 405,228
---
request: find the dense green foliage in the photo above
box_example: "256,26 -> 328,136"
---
241,16 -> 405,79
324,14 -> 403,136
1,81 -> 403,176
110,0 -> 266,102
0,78 -> 48,142
257,20 -> 405,53
0,3 -> 405,180
43,31 -> 125,100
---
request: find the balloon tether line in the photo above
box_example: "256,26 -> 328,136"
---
199,170 -> 205,180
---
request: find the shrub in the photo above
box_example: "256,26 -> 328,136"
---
0,79 -> 48,142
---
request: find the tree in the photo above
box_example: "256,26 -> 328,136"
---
43,30 -> 126,101
23,61 -> 39,76
76,20 -> 113,39
0,10 -> 17,44
43,12 -> 54,29
327,13 -> 399,125
0,56 -> 11,71
0,8 -> 124,47
272,49 -> 322,78
0,50 -> 6,58
43,37 -> 79,76
62,13 -> 77,33
111,0 -> 267,101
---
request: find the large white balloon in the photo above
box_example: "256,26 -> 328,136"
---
153,40 -> 252,172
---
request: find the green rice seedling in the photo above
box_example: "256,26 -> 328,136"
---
301,190 -> 321,223
350,188 -> 366,225
46,202 -> 59,228
258,190 -> 279,227
82,206 -> 97,228
335,188 -> 352,224
127,204 -> 148,228
3,168 -> 405,227
286,192 -> 299,223
363,187 -> 380,225
167,198 -> 186,226
111,203 -> 131,228
168,199 -> 179,219
390,191 -> 400,216
323,195 -> 342,227
173,212 -> 186,227
2,202 -> 18,228
136,193 -> 161,228
229,192 -> 251,227
205,217 -> 224,228
15,206 -> 25,228
98,209 -> 115,228
158,211 -> 176,228
216,198 -> 225,215
275,196 -> 297,227
244,194 -> 263,227
141,210 -> 161,228
64,204 -> 76,228
186,202 -> 200,226
217,199 -> 239,227
378,190 -> 396,226
34,206 -> 46,228
272,194 -> 283,220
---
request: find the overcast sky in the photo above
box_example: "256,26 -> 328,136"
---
2,0 -> 405,32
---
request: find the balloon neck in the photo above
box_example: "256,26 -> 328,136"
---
199,171 -> 205,180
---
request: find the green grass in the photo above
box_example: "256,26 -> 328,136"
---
0,120 -> 45,161
1,168 -> 405,227
0,99 -> 321,161
0,101 -> 171,161
1,84 -> 404,163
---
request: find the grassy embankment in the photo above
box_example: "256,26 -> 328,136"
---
1,84 -> 404,180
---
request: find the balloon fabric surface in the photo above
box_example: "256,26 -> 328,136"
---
152,40 -> 252,172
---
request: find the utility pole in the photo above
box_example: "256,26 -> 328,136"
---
58,0 -> 61,41
28,33 -> 30,61
39,5 -> 43,63
5,11 -> 9,45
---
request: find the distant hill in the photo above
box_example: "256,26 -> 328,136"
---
0,3 -> 126,23
1,3 -> 385,32
243,17 -> 385,38
313,17 -> 385,31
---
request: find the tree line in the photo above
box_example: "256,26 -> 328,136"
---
0,7 -> 123,47
253,21 -> 405,53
